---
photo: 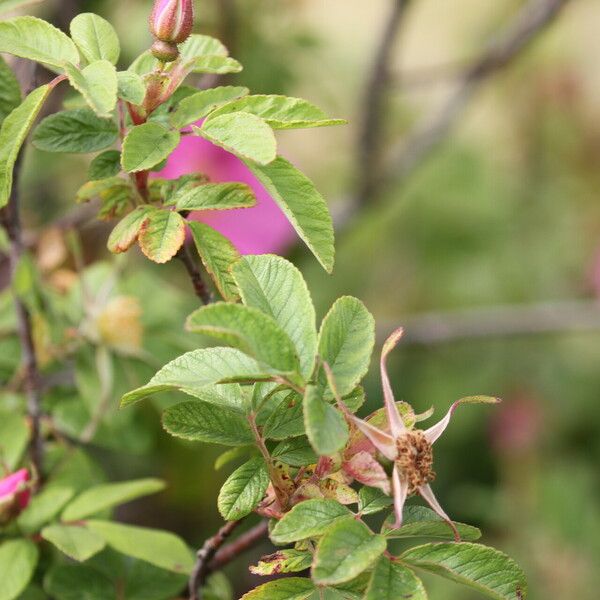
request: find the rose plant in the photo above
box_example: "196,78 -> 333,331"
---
0,1 -> 527,599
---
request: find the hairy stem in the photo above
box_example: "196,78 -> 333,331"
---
177,242 -> 212,304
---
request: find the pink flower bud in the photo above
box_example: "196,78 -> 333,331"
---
0,469 -> 31,523
150,0 -> 194,44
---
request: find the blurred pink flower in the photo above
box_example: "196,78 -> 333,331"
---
489,393 -> 542,454
0,469 -> 30,522
158,135 -> 296,255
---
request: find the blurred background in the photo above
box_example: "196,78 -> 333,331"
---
2,0 -> 600,598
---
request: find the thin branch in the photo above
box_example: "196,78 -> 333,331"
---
380,300 -> 600,346
188,519 -> 269,599
207,520 -> 269,573
0,63 -> 44,482
384,0 -> 570,185
354,0 -> 412,209
177,242 -> 212,305
189,519 -> 241,600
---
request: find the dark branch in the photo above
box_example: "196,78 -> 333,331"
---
354,0 -> 411,209
188,519 -> 268,599
384,0 -> 570,185
177,242 -> 212,305
0,62 -> 44,482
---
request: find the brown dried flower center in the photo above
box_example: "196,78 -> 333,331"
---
396,430 -> 435,494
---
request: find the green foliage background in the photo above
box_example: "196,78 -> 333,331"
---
2,0 -> 599,598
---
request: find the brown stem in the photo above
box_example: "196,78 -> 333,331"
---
207,520 -> 269,572
177,242 -> 212,304
188,519 -> 269,599
188,520 -> 241,600
0,150 -> 44,483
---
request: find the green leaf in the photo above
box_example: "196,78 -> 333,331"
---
271,436 -> 317,467
304,384 -> 348,455
186,55 -> 243,75
70,13 -> 120,65
313,518 -> 386,585
44,565 -> 113,600
138,208 -> 186,264
217,456 -> 269,520
317,296 -> 375,396
246,157 -> 334,272
107,206 -> 152,254
241,578 -> 315,600
365,556 -> 427,600
250,549 -> 313,576
61,478 -> 165,521
33,108 -> 118,153
170,86 -> 249,129
358,487 -> 393,516
174,182 -> 256,211
17,486 -> 75,533
188,221 -> 241,302
122,122 -> 180,172
0,56 -> 21,127
210,95 -> 346,130
116,70 -> 146,105
179,34 -> 228,60
383,506 -> 481,541
0,84 -> 51,207
85,520 -> 195,574
88,149 -> 121,180
232,255 -> 317,379
270,499 -> 352,544
186,303 -> 300,375
163,400 -> 253,446
41,524 -> 106,562
401,542 -> 527,600
0,17 -> 79,69
64,60 -> 118,118
0,411 -> 28,470
0,539 -> 38,600
121,347 -> 271,407
197,112 -> 276,165
263,391 -> 304,440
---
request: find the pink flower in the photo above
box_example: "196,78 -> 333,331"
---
150,0 -> 194,44
333,329 -> 500,541
0,469 -> 31,523
158,136 -> 296,255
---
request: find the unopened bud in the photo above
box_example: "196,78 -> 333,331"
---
150,0 -> 194,45
151,40 -> 179,63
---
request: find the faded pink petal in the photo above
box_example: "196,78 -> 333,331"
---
343,451 -> 390,495
0,469 -> 30,508
157,135 -> 296,255
347,415 -> 397,461
418,483 -> 460,542
424,396 -> 500,445
380,328 -> 407,438
391,465 -> 408,529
